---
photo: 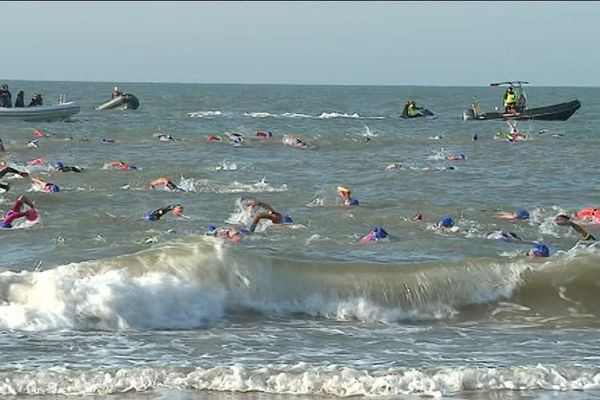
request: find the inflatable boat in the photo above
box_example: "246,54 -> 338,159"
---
0,101 -> 80,122
95,93 -> 140,110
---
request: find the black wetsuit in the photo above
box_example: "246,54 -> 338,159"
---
0,166 -> 28,192
147,204 -> 182,220
57,166 -> 83,173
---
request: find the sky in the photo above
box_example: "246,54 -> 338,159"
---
2,1 -> 599,86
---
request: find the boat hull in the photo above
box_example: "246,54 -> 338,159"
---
463,100 -> 581,121
95,94 -> 140,111
0,102 -> 80,122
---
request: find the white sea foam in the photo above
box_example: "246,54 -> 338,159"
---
187,111 -> 223,118
317,112 -> 361,119
0,266 -> 226,331
0,363 -> 598,396
243,112 -> 272,118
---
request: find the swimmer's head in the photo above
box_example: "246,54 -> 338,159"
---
284,214 -> 293,223
336,186 -> 350,194
54,161 -> 64,169
439,216 -> 454,228
206,224 -> 217,234
25,208 -> 38,221
528,243 -> 549,258
144,213 -> 158,221
1,221 -> 12,228
172,205 -> 183,217
373,227 -> 388,240
45,184 -> 60,193
515,208 -> 529,220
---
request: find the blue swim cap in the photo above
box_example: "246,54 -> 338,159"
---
206,224 -> 217,234
472,134 -> 478,141
515,208 -> 529,220
1,221 -> 12,228
49,184 -> 60,193
55,161 -> 64,169
373,227 -> 388,240
284,214 -> 293,223
439,216 -> 454,228
130,165 -> 138,170
530,243 -> 549,257
144,213 -> 158,221
349,199 -> 359,206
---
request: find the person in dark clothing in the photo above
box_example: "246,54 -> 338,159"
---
14,91 -> 25,107
29,93 -> 43,107
0,84 -> 12,108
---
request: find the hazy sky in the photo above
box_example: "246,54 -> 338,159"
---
2,1 -> 599,86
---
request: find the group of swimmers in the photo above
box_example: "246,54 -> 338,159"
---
0,164 -> 60,194
313,186 -> 596,257
1,126 -> 597,262
206,131 -> 310,149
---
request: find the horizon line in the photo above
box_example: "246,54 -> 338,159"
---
3,78 -> 597,88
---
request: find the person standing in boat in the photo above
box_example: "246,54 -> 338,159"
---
14,91 -> 25,107
112,85 -> 123,99
503,87 -> 516,113
0,84 -> 12,108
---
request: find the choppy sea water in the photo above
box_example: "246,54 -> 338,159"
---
0,81 -> 599,399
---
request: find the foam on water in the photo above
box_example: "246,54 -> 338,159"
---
0,363 -> 598,397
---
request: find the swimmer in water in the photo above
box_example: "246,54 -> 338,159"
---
207,135 -> 223,142
144,204 -> 184,221
103,161 -> 138,171
527,243 -> 550,258
0,165 -> 29,191
554,214 -> 596,241
336,186 -> 359,206
30,176 -> 60,193
360,226 -> 389,243
154,133 -> 175,142
243,198 -> 287,232
385,162 -> 404,171
205,224 -> 250,243
435,216 -> 459,232
1,195 -> 39,228
572,207 -> 600,224
54,161 -> 83,173
256,131 -> 273,139
486,230 -> 523,242
494,208 -> 530,221
149,177 -> 184,192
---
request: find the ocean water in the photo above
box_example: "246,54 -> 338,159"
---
0,81 -> 599,400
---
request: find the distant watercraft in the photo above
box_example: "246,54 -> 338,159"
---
0,98 -> 80,122
95,93 -> 140,111
463,81 -> 581,121
400,101 -> 437,119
